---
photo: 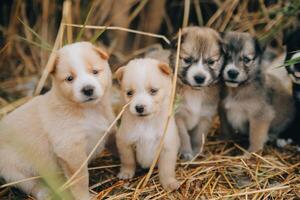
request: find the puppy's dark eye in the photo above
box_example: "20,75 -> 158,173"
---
92,69 -> 99,75
183,57 -> 193,64
207,59 -> 215,66
150,88 -> 159,96
65,75 -> 74,82
126,90 -> 134,97
243,56 -> 251,64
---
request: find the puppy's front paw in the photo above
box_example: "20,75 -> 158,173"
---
117,168 -> 135,180
247,145 -> 262,153
161,179 -> 180,192
180,151 -> 194,161
242,152 -> 252,159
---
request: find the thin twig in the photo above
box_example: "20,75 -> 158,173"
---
135,29 -> 182,196
60,101 -> 130,192
210,185 -> 290,200
62,23 -> 170,44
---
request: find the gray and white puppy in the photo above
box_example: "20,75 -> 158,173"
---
220,32 -> 295,152
170,27 -> 225,160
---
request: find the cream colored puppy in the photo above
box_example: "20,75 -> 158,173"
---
0,42 -> 115,200
115,58 -> 180,191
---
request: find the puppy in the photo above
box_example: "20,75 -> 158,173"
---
0,42 -> 115,200
115,58 -> 180,191
284,28 -> 300,105
170,27 -> 225,160
220,32 -> 295,152
279,28 -> 300,145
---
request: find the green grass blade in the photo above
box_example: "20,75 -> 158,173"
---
17,36 -> 52,52
128,0 -> 149,22
90,27 -> 107,44
173,94 -> 182,114
75,5 -> 94,42
276,55 -> 300,68
284,56 -> 300,67
17,17 -> 52,49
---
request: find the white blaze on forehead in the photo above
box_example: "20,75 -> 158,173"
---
123,58 -> 163,90
63,44 -> 94,89
122,58 -> 166,116
62,43 -> 90,74
58,42 -> 105,102
224,63 -> 237,71
58,42 -> 107,74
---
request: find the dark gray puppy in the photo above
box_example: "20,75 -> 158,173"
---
220,32 -> 295,152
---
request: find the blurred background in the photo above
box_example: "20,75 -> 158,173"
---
0,0 -> 299,114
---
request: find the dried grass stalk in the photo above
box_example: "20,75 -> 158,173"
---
62,23 -> 170,45
60,102 -> 130,192
134,29 -> 182,197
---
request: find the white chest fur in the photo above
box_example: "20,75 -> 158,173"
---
80,108 -> 110,155
120,114 -> 165,169
41,103 -> 110,159
224,96 -> 248,133
135,124 -> 160,168
178,89 -> 217,130
136,121 -> 161,168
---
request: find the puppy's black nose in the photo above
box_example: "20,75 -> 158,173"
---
135,105 -> 145,114
227,69 -> 239,79
82,85 -> 95,97
194,75 -> 206,84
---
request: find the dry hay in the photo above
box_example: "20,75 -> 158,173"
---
84,118 -> 300,199
82,130 -> 300,199
1,124 -> 299,199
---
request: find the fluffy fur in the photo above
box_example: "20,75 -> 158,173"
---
284,28 -> 300,103
220,32 -> 295,152
170,26 -> 225,160
280,28 -> 300,145
0,42 -> 115,200
115,58 -> 180,191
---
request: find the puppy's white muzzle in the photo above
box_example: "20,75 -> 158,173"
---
186,63 -> 213,87
223,64 -> 247,87
73,74 -> 103,103
129,94 -> 153,117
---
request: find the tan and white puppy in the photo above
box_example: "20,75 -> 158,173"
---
170,27 -> 225,160
115,58 -> 180,191
0,42 -> 115,200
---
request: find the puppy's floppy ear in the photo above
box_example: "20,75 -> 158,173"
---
115,66 -> 125,83
170,35 -> 179,49
158,62 -> 172,76
170,28 -> 188,49
220,41 -> 227,55
219,31 -> 226,38
254,37 -> 265,56
218,32 -> 227,54
93,46 -> 109,60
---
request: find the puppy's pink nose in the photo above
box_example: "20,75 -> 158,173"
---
82,85 -> 95,97
135,105 -> 145,114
